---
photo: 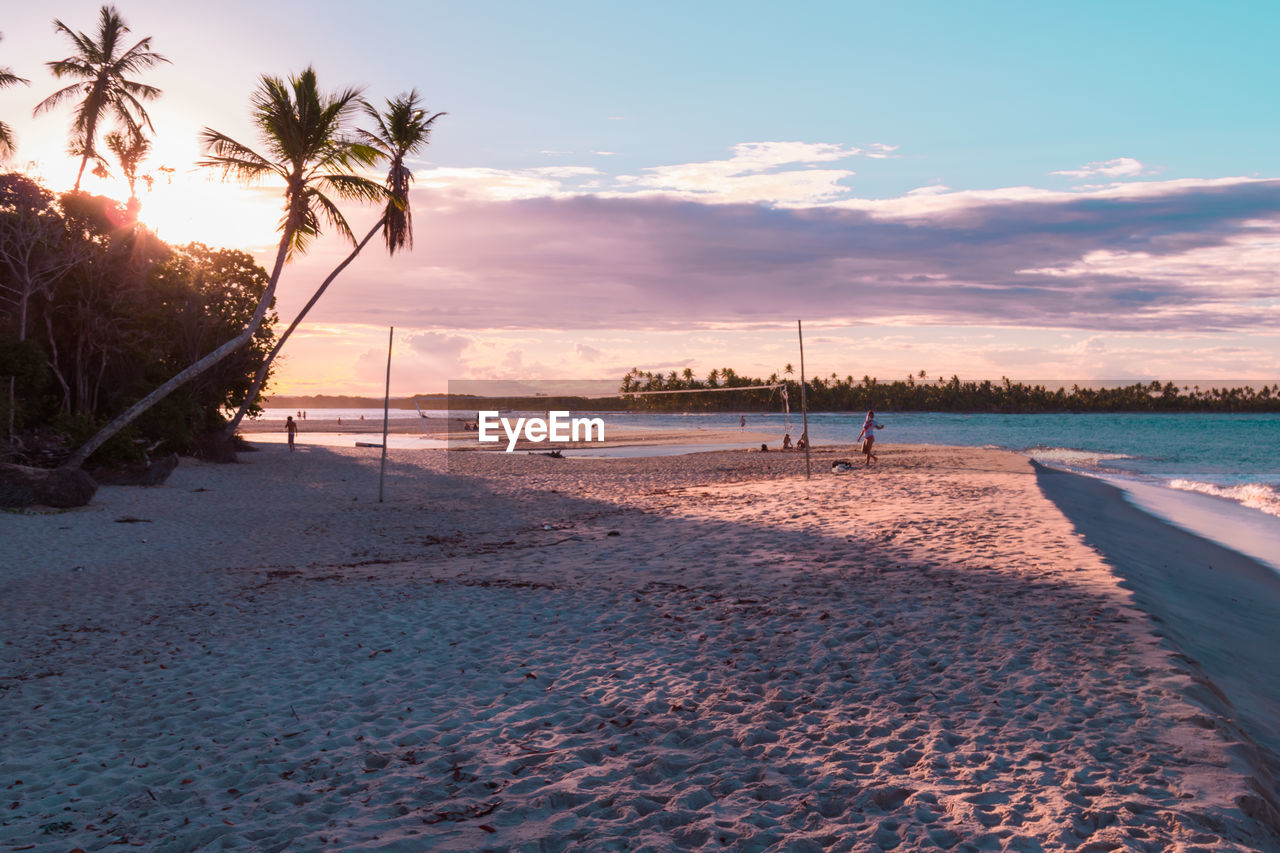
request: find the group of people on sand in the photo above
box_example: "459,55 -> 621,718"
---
780,432 -> 810,451
780,410 -> 884,467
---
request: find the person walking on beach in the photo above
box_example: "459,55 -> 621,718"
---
740,414 -> 747,431
286,415 -> 298,452
857,410 -> 883,465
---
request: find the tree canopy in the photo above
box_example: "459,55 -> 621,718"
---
0,172 -> 276,466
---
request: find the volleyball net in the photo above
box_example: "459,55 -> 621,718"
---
413,379 -> 796,435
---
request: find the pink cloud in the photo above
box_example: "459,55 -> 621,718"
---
274,177 -> 1280,337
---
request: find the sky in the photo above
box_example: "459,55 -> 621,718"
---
3,1 -> 1279,395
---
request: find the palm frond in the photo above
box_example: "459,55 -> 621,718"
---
286,204 -> 322,257
113,90 -> 157,133
0,121 -> 17,159
114,38 -> 168,73
305,140 -> 383,179
50,20 -> 98,62
33,82 -> 86,114
383,189 -> 412,252
119,79 -> 163,100
307,190 -> 356,245
44,59 -> 94,79
0,68 -> 30,89
197,128 -> 279,182
314,172 -> 388,205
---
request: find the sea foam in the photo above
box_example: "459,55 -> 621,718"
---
1026,447 -> 1133,467
1167,479 -> 1280,518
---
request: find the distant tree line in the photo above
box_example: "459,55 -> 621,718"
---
617,367 -> 1280,413
0,172 -> 276,464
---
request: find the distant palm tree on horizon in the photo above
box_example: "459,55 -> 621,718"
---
63,67 -> 385,469
0,33 -> 31,159
33,5 -> 168,191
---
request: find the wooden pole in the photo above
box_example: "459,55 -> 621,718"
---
798,319 -> 810,479
379,326 -> 393,503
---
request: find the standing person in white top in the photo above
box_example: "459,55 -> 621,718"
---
856,410 -> 884,465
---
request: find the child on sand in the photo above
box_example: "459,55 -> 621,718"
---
856,410 -> 883,465
286,415 -> 298,451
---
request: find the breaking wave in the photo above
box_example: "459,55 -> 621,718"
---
1026,447 -> 1134,468
1167,479 -> 1280,519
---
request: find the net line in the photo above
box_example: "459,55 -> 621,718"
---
412,381 -> 794,435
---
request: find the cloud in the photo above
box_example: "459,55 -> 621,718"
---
1051,157 -> 1151,179
408,141 -> 899,206
611,141 -> 893,205
408,331 -> 472,360
575,343 -> 605,362
413,167 -> 583,200
282,176 -> 1280,339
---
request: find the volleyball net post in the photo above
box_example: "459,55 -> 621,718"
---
798,319 -> 810,479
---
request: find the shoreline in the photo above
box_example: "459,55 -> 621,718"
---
1035,463 -> 1280,783
3,444 -> 1278,849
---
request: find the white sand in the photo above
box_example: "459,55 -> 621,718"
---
1,444 -> 1277,851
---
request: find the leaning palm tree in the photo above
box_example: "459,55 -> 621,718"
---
0,34 -> 31,159
221,91 -> 443,437
62,67 -> 384,469
33,6 -> 168,191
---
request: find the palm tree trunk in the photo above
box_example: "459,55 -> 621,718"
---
73,153 -> 89,192
61,217 -> 297,469
222,214 -> 385,437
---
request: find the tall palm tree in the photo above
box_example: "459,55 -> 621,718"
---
63,67 -> 384,469
33,6 -> 168,191
0,34 -> 30,160
222,91 -> 443,437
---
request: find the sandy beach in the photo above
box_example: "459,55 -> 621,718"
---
2,443 -> 1279,851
